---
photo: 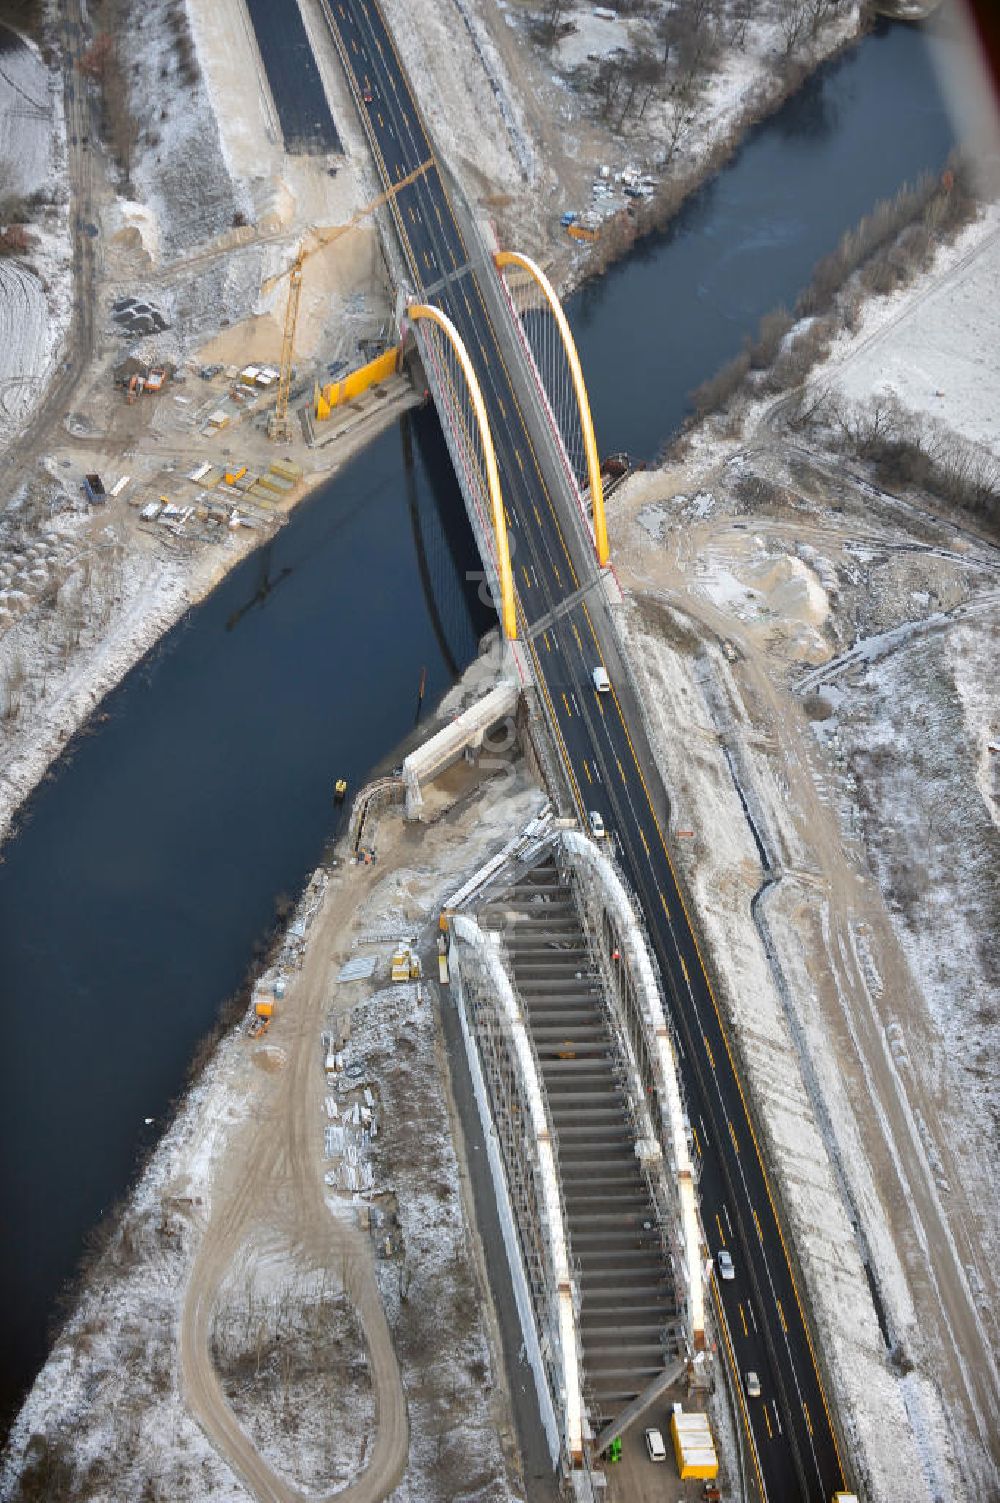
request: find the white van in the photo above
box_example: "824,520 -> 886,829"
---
592,665 -> 611,694
588,810 -> 606,839
644,1426 -> 667,1462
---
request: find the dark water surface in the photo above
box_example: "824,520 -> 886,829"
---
570,20 -> 957,459
0,18 -> 956,1431
0,411 -> 487,1424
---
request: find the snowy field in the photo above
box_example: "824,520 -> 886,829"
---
0,261 -> 47,435
827,205 -> 1000,455
0,28 -> 51,197
0,28 -> 70,440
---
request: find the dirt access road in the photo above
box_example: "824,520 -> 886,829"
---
179,861 -> 408,1503
615,422 -> 1000,1488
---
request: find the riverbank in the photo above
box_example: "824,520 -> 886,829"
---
0,0 -> 913,853
0,679 -> 540,1500
607,204 -> 1000,1500
0,382 -> 417,846
0,0 -> 976,1479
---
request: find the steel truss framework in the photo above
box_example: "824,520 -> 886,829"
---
450,914 -> 584,1470
558,831 -> 706,1354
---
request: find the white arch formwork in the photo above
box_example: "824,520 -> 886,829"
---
450,915 -> 585,1469
559,830 -> 706,1353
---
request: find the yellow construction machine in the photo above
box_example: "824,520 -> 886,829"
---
267,158 -> 434,440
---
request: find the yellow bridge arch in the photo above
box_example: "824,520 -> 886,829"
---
407,303 -> 517,641
494,250 -> 609,567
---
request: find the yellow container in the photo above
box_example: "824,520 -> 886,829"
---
670,1408 -> 718,1481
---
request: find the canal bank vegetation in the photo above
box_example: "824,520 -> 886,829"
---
529,0 -> 869,283
791,389 -> 1000,530
688,152 -> 982,422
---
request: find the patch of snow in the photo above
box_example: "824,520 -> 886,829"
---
821,203 -> 1000,456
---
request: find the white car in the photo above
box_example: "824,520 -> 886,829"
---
745,1370 -> 761,1399
592,665 -> 611,694
588,809 -> 606,839
716,1248 -> 735,1281
644,1426 -> 667,1462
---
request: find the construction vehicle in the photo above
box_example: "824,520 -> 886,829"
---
248,993 -> 275,1038
268,158 -> 435,441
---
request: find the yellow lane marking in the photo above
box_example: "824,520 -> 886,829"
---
640,828 -> 650,855
562,692 -> 572,718
533,503 -> 543,527
680,956 -> 689,984
576,589 -> 846,1484
704,1034 -> 715,1070
764,1406 -> 773,1440
691,1123 -> 701,1156
659,891 -> 671,923
583,760 -> 592,785
498,396 -> 507,419
479,342 -> 490,365
710,1282 -> 766,1501
521,564 -> 532,591
803,1402 -> 813,1438
777,1299 -> 787,1334
378,112 -> 384,128
715,1213 -> 726,1248
739,1304 -> 748,1337
729,1121 -> 740,1154
514,448 -> 524,471
364,46 -> 839,1478
617,757 -> 626,783
572,622 -> 582,650
753,1208 -> 763,1242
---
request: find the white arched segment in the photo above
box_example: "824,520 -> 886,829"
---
559,831 -> 705,1351
452,915 -> 584,1463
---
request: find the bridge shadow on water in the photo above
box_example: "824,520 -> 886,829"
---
0,407 -> 490,1430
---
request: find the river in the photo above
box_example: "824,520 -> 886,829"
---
0,16 -> 957,1432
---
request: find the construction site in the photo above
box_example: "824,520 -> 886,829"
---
1,2 -> 998,1503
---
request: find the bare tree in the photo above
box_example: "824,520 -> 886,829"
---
538,0 -> 572,46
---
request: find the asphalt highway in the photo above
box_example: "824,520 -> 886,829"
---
321,3 -> 849,1498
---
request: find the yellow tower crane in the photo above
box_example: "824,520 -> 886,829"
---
267,158 -> 435,441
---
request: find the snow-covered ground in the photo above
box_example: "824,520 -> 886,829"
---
0,729 -> 538,1502
0,28 -> 53,197
0,28 -> 71,441
606,202 -> 1000,1497
822,203 -> 1000,456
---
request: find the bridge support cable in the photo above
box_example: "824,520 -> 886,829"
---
406,303 -> 517,640
450,914 -> 585,1471
493,250 -> 609,567
559,831 -> 707,1356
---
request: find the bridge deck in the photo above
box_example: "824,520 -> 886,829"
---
481,855 -> 682,1425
